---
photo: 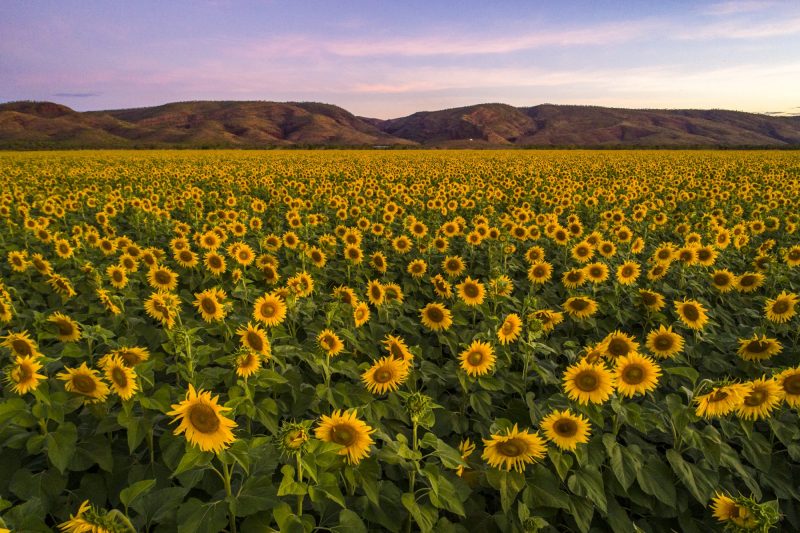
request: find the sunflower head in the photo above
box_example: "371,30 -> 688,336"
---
562,359 -> 615,405
315,410 -> 375,465
362,356 -> 410,394
459,340 -> 496,377
540,409 -> 591,451
482,424 -> 546,472
168,384 -> 237,454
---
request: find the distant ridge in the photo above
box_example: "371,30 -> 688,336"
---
2,100 -> 800,149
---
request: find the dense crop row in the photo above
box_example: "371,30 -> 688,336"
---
1,150 -> 799,532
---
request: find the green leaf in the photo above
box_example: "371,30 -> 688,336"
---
636,456 -> 676,507
278,465 -> 307,497
666,449 -> 717,505
45,422 -> 77,473
176,498 -> 229,533
665,366 -> 699,384
548,447 -> 573,482
422,464 -> 466,517
485,468 -> 526,513
568,496 -> 594,533
335,509 -> 367,533
120,479 -> 156,510
172,446 -> 213,476
309,472 -> 345,508
602,434 -> 640,490
568,466 -> 606,512
401,492 -> 437,533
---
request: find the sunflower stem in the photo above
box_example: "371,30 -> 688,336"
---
221,460 -> 237,533
407,419 -> 419,532
296,452 -> 304,516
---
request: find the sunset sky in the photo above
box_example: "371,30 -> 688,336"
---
2,0 -> 799,118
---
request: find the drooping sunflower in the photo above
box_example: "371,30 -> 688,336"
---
58,362 -> 110,404
459,340 -> 496,377
58,500 -> 110,533
674,298 -> 709,330
101,355 -> 138,400
317,329 -> 344,357
613,353 -> 661,398
531,309 -> 564,333
367,280 -> 385,306
252,293 -> 287,327
362,356 -> 410,394
497,313 -> 522,344
6,355 -> 46,395
457,276 -> 485,306
562,296 -> 598,319
431,274 -> 453,298
315,410 -> 375,464
562,359 -> 615,405
168,384 -> 237,453
645,325 -> 684,359
147,266 -> 179,292
456,438 -> 476,477
737,335 -> 782,361
638,289 -> 666,312
482,424 -> 546,472
236,322 -> 270,355
48,312 -> 81,342
384,334 -> 413,362
710,493 -> 742,524
353,302 -> 370,327
47,274 -> 76,298
2,330 -> 41,358
600,330 -> 639,359
144,291 -> 180,329
420,302 -> 453,331
695,384 -> 748,418
235,351 -> 261,379
540,409 -> 591,451
193,287 -> 227,323
776,367 -> 800,407
764,291 -> 798,323
737,378 -> 782,420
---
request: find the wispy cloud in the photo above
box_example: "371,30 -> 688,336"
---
702,1 -> 777,16
675,15 -> 800,39
53,92 -> 100,98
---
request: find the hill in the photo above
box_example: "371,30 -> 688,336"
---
2,100 -> 800,148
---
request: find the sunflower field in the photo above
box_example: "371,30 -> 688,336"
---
1,149 -> 799,533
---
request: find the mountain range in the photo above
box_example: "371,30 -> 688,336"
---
2,100 -> 800,149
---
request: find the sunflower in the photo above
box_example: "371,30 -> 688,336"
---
317,329 -> 344,357
489,275 -> 514,297
645,325 -> 684,359
174,248 -> 199,268
527,261 -> 553,285
737,378 -> 782,420
710,493 -> 741,524
583,262 -> 609,284
776,367 -> 800,407
236,322 -> 270,355
407,259 -> 427,279
456,438 -> 476,477
710,269 -> 736,292
764,291 -> 798,323
540,409 -> 591,451
734,272 -> 765,293
111,346 -> 150,366
531,309 -> 564,333
497,313 -> 522,344
204,252 -> 227,276
58,362 -> 110,404
351,302 -> 370,327
106,265 -> 129,289
367,280 -> 385,306
6,355 -> 46,395
101,355 -> 138,400
571,241 -> 594,263
420,303 -> 453,331
168,384 -> 237,453
562,268 -> 586,289
784,245 -> 800,267
563,296 -> 598,319
58,500 -> 110,533
384,334 -> 413,362
383,283 -> 404,304
616,261 -> 641,285
562,359 -> 615,405
442,255 -> 466,278
647,264 -> 669,281
144,291 -> 180,329
431,274 -> 453,298
0,297 -> 13,323
638,289 -> 666,312
147,266 -> 179,292
315,410 -> 375,464
47,274 -> 76,298
737,335 -> 782,361
193,287 -> 227,323
332,286 -> 358,306
370,252 -> 388,273
1,330 -> 41,358
459,340 -> 496,377
613,353 -> 661,398
8,250 -> 29,272
235,351 -> 261,379
344,244 -> 363,264
362,356 -> 410,394
252,293 -> 287,327
457,276 -> 485,306
695,384 -> 748,418
482,424 -> 546,472
600,330 -> 639,359
674,299 -> 709,330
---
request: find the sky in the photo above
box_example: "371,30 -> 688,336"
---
1,0 -> 800,118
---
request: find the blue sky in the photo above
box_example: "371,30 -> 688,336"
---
1,0 -> 799,118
